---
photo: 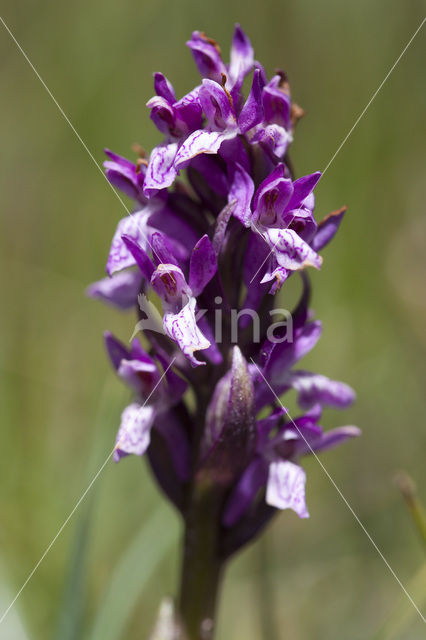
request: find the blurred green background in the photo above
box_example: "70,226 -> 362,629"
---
1,0 -> 425,638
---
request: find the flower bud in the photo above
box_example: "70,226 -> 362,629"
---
200,346 -> 257,486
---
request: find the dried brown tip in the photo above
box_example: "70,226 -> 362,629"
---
290,103 -> 306,128
200,32 -> 222,56
317,206 -> 347,228
275,68 -> 291,94
132,142 -> 147,158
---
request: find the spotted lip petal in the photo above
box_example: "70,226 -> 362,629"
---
163,297 -> 210,367
266,460 -> 309,518
263,228 -> 323,271
144,142 -> 179,197
174,129 -> 236,170
114,403 -> 156,462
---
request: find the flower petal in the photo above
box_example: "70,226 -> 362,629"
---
311,207 -> 346,252
266,460 -> 309,518
253,163 -> 293,227
298,425 -> 361,457
163,297 -> 210,366
144,142 -> 179,197
117,358 -> 158,395
104,149 -> 145,202
153,71 -> 176,104
287,171 -> 321,210
238,68 -> 264,133
174,87 -> 203,131
265,321 -> 322,380
263,228 -> 323,271
189,234 -> 218,297
114,403 -> 155,461
121,235 -> 155,280
228,162 -> 254,227
229,24 -> 254,91
289,371 -> 356,409
106,210 -> 151,276
151,264 -> 189,307
187,31 -> 227,83
104,331 -> 130,371
174,129 -> 236,169
86,270 -> 141,309
252,123 -> 292,158
199,79 -> 236,129
222,457 -> 268,527
262,75 -> 291,128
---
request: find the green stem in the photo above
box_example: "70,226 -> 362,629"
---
178,483 -> 224,640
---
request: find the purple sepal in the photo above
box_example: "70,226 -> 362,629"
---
199,79 -> 236,130
153,71 -> 176,104
212,201 -> 236,255
228,162 -> 254,227
189,234 -> 218,297
289,371 -> 356,409
252,163 -> 293,227
121,235 -> 155,280
262,75 -> 292,129
154,410 -> 191,482
222,457 -> 268,527
104,149 -> 146,203
238,68 -> 264,133
151,232 -> 180,266
187,31 -> 227,83
297,425 -> 361,457
311,207 -> 346,252
86,270 -> 141,309
228,24 -> 254,92
265,321 -> 322,380
104,331 -> 130,371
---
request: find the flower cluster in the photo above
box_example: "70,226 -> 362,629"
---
88,26 -> 359,548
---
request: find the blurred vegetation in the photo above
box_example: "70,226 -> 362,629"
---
0,0 -> 425,638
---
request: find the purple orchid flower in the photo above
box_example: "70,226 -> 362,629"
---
89,26 -> 359,636
122,231 -> 218,366
104,331 -> 187,464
